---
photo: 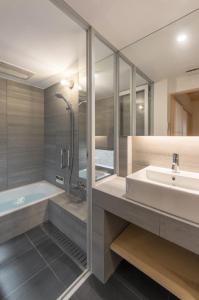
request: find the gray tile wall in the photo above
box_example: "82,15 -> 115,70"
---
44,79 -> 79,192
120,94 -> 130,136
0,78 -> 44,190
120,91 -> 145,136
48,200 -> 87,252
95,97 -> 114,150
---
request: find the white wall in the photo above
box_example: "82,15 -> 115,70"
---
192,101 -> 199,136
174,74 -> 199,93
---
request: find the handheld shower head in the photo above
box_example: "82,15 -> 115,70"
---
55,92 -> 63,99
55,93 -> 72,111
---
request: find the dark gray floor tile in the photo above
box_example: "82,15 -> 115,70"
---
0,234 -> 33,266
0,249 -> 46,299
42,221 -> 59,239
169,294 -> 179,300
70,275 -> 139,300
114,261 -> 169,300
36,238 -> 64,264
42,221 -> 55,233
50,254 -> 82,288
71,261 -> 179,300
5,267 -> 65,300
26,226 -> 48,245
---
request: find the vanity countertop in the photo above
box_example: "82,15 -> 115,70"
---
94,176 -> 126,198
93,175 -> 199,228
93,175 -> 199,256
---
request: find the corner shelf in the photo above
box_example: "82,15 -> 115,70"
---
111,224 -> 199,300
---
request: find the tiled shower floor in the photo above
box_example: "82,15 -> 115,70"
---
0,222 -> 82,300
0,222 -> 179,300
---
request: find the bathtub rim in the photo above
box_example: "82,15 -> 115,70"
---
0,180 -> 65,217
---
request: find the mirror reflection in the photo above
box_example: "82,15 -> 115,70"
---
95,37 -> 115,181
121,9 -> 199,136
119,58 -> 131,136
136,73 -> 150,136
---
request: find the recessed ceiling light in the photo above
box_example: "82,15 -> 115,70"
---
177,33 -> 187,43
138,104 -> 144,111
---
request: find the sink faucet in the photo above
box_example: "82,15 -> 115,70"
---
172,153 -> 179,173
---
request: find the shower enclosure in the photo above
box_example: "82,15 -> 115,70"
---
44,73 -> 87,201
0,1 -> 89,299
0,0 -> 154,298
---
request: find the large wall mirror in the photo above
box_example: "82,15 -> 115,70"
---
121,9 -> 199,136
94,36 -> 115,181
119,58 -> 152,136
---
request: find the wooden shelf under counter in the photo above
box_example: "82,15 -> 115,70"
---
111,224 -> 199,300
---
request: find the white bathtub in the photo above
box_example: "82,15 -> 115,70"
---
0,181 -> 65,244
0,181 -> 64,216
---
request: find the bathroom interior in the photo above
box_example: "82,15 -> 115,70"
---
0,0 -> 199,299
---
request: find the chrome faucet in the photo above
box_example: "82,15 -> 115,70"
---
171,153 -> 179,173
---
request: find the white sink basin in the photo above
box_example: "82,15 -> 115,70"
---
126,166 -> 199,224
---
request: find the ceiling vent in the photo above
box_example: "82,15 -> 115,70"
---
0,61 -> 34,80
186,67 -> 199,75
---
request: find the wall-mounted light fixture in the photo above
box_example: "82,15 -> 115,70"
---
60,79 -> 74,89
138,104 -> 144,110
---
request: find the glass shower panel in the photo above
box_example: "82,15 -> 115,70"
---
119,58 -> 131,136
77,33 -> 87,198
78,88 -> 87,197
0,0 -> 89,298
94,37 -> 115,181
136,72 -> 149,136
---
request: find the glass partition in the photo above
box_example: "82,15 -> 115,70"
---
94,36 -> 115,181
136,72 -> 149,136
0,0 -> 89,298
119,58 -> 131,136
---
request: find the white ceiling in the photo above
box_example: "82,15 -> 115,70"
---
122,9 -> 199,81
0,0 -> 199,90
64,0 -> 199,49
0,0 -> 86,88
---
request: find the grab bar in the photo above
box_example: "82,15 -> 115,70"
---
60,147 -> 66,169
67,148 -> 70,169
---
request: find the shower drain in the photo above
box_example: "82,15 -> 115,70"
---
42,222 -> 87,271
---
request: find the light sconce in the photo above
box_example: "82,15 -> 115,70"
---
60,79 -> 74,89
